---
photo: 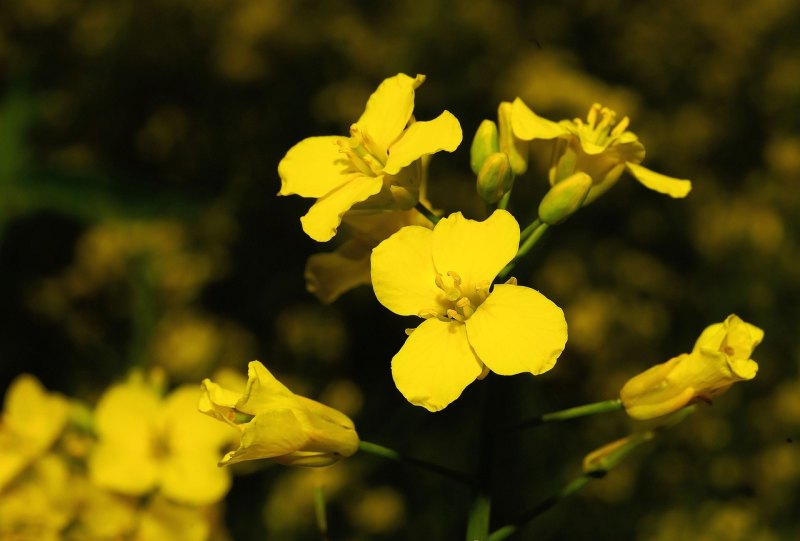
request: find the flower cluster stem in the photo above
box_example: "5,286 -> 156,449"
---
497,220 -> 548,280
358,440 -> 472,484
313,485 -> 329,541
502,399 -> 623,432
414,201 -> 440,225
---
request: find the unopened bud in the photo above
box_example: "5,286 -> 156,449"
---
538,172 -> 592,225
470,120 -> 500,174
498,102 -> 529,175
477,152 -> 514,204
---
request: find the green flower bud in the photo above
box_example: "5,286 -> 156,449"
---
498,101 -> 529,175
470,120 -> 499,174
538,172 -> 592,225
477,152 -> 514,204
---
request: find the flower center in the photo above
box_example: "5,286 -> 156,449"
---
417,271 -> 491,323
337,123 -> 387,177
571,103 -> 630,147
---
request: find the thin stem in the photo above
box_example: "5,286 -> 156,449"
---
497,222 -> 549,280
502,399 -> 623,433
466,378 -> 495,541
414,201 -> 439,225
497,189 -> 512,210
313,485 -> 329,541
519,218 -> 542,241
358,440 -> 472,485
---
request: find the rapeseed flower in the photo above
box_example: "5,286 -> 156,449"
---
370,209 -> 568,411
88,377 -> 236,505
511,99 -> 691,204
620,315 -> 763,420
199,361 -> 360,466
278,73 -> 462,242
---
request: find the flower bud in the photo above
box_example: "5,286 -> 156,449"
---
498,101 -> 529,175
537,172 -> 592,225
470,120 -> 499,174
476,152 -> 514,204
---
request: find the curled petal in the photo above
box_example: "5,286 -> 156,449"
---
278,136 -> 351,198
466,284 -> 567,376
511,98 -> 570,141
301,175 -> 384,242
236,361 -> 297,415
357,74 -> 425,155
371,226 -> 441,316
625,162 -> 692,198
383,111 -> 463,175
392,318 -> 483,412
220,409 -> 308,465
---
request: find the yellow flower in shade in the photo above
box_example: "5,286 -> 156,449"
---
0,374 -> 69,490
620,315 -> 763,420
199,361 -> 360,466
88,378 -> 237,505
511,99 -> 692,204
278,73 -> 462,242
370,209 -> 568,412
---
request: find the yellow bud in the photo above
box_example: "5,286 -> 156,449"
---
498,101 -> 529,174
476,152 -> 514,204
470,119 -> 499,174
537,172 -> 592,225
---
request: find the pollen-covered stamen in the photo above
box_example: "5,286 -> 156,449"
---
435,272 -> 462,302
576,103 -> 621,147
456,296 -> 475,319
504,276 -> 518,286
447,309 -> 464,322
475,280 -> 491,302
417,308 -> 440,319
336,138 -> 375,176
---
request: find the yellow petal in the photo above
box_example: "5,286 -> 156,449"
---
137,496 -> 210,541
371,225 -> 442,316
391,318 -> 483,412
511,97 -> 571,141
383,111 -> 462,175
278,136 -> 351,197
221,409 -> 308,465
466,284 -> 567,376
160,450 -> 231,505
625,162 -> 692,198
301,175 -> 384,242
305,239 -> 372,304
431,210 -> 519,298
165,386 -> 237,453
357,73 -> 425,154
198,379 -> 241,426
236,361 -> 298,415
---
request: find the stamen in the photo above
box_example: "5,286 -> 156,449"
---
610,116 -> 630,138
475,280 -> 491,302
587,103 -> 601,127
504,276 -> 518,286
435,273 -> 446,290
446,309 -> 464,322
722,346 -> 735,356
404,328 -> 415,336
447,271 -> 462,287
417,309 -> 439,319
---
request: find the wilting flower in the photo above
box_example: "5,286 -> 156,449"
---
620,314 -> 763,420
371,209 -> 568,412
0,374 -> 69,490
278,73 -> 462,242
511,99 -> 691,204
88,376 -> 236,505
199,361 -> 360,466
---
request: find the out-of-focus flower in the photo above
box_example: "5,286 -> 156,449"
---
511,99 -> 691,203
199,361 -> 359,466
88,377 -> 237,505
621,315 -> 763,420
370,209 -> 567,411
278,73 -> 462,242
0,374 -> 69,490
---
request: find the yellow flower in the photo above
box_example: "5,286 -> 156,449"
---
370,209 -> 568,412
88,377 -> 237,505
278,73 -> 462,242
511,99 -> 691,203
620,315 -> 763,420
199,361 -> 360,466
0,374 -> 69,490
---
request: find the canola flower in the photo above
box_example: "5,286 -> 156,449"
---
88,377 -> 236,506
278,73 -> 462,242
370,209 -> 568,411
620,315 -> 763,420
511,99 -> 692,204
199,360 -> 360,466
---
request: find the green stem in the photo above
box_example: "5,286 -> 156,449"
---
497,189 -> 512,210
502,399 -> 623,433
519,218 -> 542,241
313,485 -> 329,541
358,440 -> 472,484
414,201 -> 440,225
497,222 -> 549,280
466,380 -> 494,541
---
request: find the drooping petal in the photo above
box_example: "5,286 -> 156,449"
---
357,74 -> 425,155
466,284 -> 567,376
431,210 -> 519,299
371,225 -> 442,316
305,239 -> 372,304
300,175 -> 384,242
383,111 -> 462,175
511,98 -> 571,141
220,409 -> 308,465
625,162 -> 692,198
391,318 -> 483,412
278,136 -> 352,198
